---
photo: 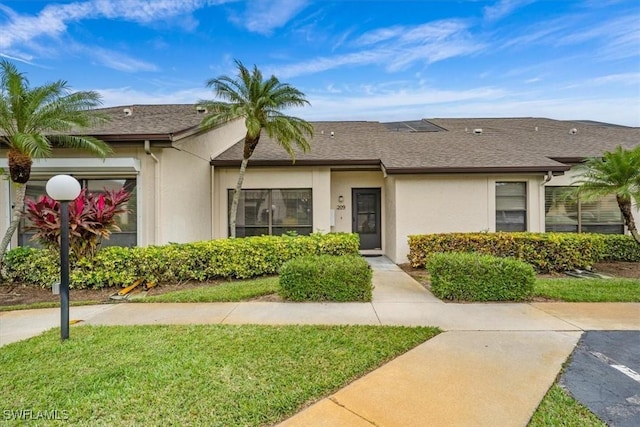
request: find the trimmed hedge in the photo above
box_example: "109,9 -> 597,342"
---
3,233 -> 360,289
279,255 -> 373,302
426,252 -> 535,302
409,232 -> 640,273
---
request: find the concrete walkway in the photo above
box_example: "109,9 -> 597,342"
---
1,256 -> 638,426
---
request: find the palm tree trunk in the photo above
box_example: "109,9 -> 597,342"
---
0,183 -> 27,269
229,158 -> 249,238
616,195 -> 640,244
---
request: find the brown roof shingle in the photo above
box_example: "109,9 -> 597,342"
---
212,117 -> 640,173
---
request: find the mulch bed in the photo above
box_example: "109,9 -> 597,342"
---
1,262 -> 637,308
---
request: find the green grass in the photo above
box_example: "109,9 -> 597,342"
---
528,384 -> 605,426
142,276 -> 280,303
534,278 -> 640,302
0,324 -> 439,426
0,300 -> 104,312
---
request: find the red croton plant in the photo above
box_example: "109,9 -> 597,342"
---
24,188 -> 131,259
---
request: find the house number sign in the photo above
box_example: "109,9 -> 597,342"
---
336,205 -> 346,210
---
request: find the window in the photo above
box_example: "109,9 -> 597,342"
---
228,189 -> 312,237
19,178 -> 138,248
545,187 -> 623,234
496,182 -> 527,232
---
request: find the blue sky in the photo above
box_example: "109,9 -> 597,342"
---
1,0 -> 639,126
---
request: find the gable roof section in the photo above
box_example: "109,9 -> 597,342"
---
71,104 -> 210,144
211,117 -> 640,173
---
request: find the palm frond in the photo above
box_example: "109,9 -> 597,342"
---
572,145 -> 640,205
199,59 -> 313,161
50,135 -> 112,158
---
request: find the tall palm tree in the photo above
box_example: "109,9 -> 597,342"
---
0,59 -> 112,261
200,60 -> 313,238
572,145 -> 640,244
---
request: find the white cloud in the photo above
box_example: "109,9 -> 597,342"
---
483,0 -> 536,22
563,72 -> 640,89
0,0 -> 236,56
96,85 -> 210,106
86,46 -> 159,72
271,19 -> 484,78
288,85 -> 507,121
231,0 -> 310,35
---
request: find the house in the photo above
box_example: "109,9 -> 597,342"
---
1,104 -> 246,248
2,105 -> 639,264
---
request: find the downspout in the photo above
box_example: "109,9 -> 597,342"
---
540,171 -> 554,232
144,140 -> 161,244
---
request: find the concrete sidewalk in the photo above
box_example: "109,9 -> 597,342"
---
1,256 -> 638,426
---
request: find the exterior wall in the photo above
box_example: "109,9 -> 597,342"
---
384,175 -> 397,261
156,119 -> 245,243
388,174 -> 545,263
212,166 -> 332,238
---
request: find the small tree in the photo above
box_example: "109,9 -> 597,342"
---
573,145 -> 640,244
0,59 -> 111,265
24,188 -> 130,259
199,60 -> 313,238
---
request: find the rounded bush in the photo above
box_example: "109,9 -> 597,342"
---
426,252 -> 535,302
279,255 -> 373,302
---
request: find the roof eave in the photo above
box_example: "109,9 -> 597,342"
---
210,159 -> 381,167
383,165 -> 571,174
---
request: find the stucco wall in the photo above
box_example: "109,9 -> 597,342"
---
384,175 -> 397,261
156,119 -> 245,243
388,174 -> 544,263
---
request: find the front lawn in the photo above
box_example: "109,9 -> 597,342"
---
534,278 -> 640,302
0,324 -> 439,426
141,276 -> 280,303
528,384 -> 605,426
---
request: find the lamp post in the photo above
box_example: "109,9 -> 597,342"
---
46,175 -> 81,340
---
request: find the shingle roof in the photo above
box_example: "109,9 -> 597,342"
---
211,117 -> 640,173
75,104 -> 209,142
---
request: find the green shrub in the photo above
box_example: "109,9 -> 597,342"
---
426,252 -> 535,302
409,232 -> 609,272
3,233 -> 360,289
2,247 -> 59,288
601,235 -> 640,262
279,255 -> 373,302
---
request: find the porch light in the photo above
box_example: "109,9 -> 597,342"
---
46,175 -> 81,341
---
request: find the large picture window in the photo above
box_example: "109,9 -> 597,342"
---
496,182 -> 527,232
19,178 -> 138,248
545,186 -> 623,234
228,188 -> 312,237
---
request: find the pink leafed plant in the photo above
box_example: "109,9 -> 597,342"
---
24,187 -> 131,259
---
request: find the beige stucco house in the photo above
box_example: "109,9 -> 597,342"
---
2,105 -> 639,264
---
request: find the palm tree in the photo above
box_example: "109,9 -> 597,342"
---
0,59 -> 112,261
572,145 -> 640,244
200,60 -> 313,238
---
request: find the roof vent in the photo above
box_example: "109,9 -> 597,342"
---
123,108 -> 132,117
569,128 -> 578,135
330,131 -> 335,138
196,105 -> 208,114
473,128 -> 483,135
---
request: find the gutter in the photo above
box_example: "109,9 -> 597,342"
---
144,140 -> 161,244
382,165 -> 571,175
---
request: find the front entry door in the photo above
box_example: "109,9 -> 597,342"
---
352,188 -> 381,250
